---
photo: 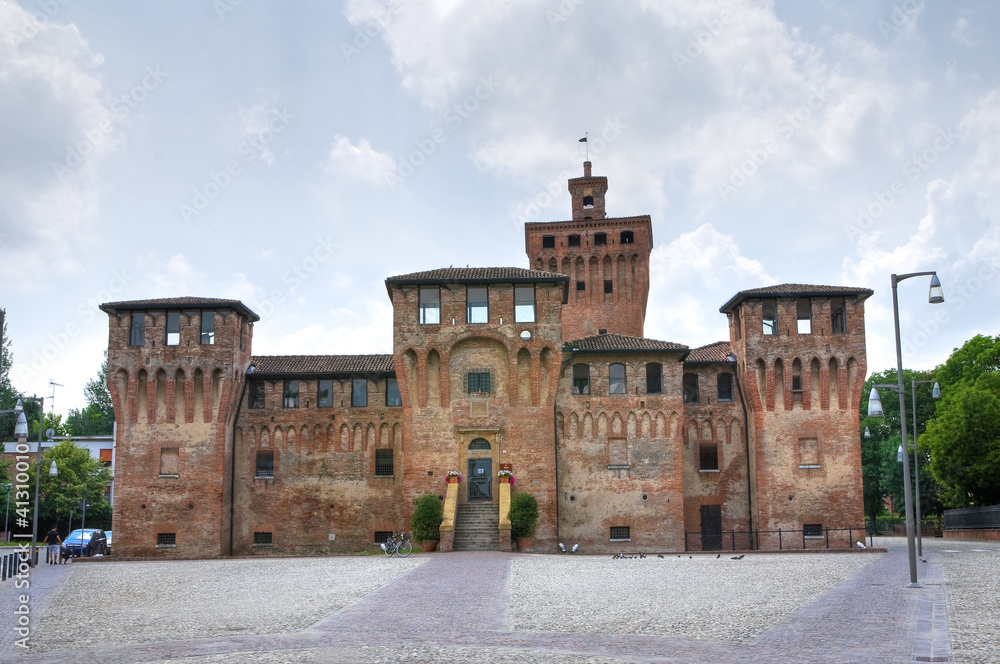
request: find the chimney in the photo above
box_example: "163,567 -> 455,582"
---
583,161 -> 592,177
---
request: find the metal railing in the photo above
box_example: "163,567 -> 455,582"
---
945,505 -> 1000,530
684,527 -> 869,552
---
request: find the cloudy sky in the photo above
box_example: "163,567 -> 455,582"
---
1,0 -> 998,417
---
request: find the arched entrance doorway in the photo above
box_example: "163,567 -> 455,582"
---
467,438 -> 492,502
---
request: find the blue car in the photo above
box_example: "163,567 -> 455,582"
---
61,529 -> 108,558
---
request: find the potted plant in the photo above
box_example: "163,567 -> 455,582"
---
444,470 -> 462,484
509,492 -> 538,552
410,493 -> 444,552
497,469 -> 514,484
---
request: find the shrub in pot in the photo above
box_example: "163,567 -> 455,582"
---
410,493 -> 444,551
509,492 -> 539,550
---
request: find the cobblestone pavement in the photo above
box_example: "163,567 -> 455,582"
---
2,538 -> 995,663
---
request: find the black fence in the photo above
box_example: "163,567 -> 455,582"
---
684,527 -> 870,552
0,546 -> 40,582
945,505 -> 1000,530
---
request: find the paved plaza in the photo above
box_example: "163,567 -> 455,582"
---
2,536 -> 997,663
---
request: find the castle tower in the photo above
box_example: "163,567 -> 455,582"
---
720,285 -> 871,541
524,162 -> 652,340
100,297 -> 258,558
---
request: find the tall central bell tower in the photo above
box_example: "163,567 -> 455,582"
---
524,162 -> 653,340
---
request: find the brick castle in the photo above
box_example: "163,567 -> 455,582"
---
101,162 -> 871,557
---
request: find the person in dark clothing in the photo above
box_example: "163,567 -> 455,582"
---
44,526 -> 62,564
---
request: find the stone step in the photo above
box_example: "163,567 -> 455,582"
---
453,503 -> 501,551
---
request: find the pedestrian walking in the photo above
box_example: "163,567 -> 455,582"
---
44,526 -> 62,564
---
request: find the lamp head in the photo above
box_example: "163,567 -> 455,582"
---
14,399 -> 23,415
14,412 -> 28,438
864,426 -> 871,439
49,460 -> 58,476
867,388 -> 884,418
932,382 -> 941,399
928,273 -> 944,304
897,444 -> 904,463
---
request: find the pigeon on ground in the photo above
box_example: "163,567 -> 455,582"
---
716,554 -> 721,559
657,554 -> 664,558
689,555 -> 692,559
639,552 -> 646,559
731,554 -> 745,560
920,558 -> 927,563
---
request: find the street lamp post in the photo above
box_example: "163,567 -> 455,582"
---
5,396 -> 47,563
910,380 -> 941,557
3,483 -> 11,543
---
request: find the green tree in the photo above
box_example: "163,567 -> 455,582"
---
66,352 -> 115,436
28,439 -> 113,534
935,334 -> 1000,386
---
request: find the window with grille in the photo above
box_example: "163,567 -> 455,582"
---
514,285 -> 536,323
249,380 -> 265,409
283,380 -> 299,408
316,379 -> 333,407
374,531 -> 393,544
469,438 -> 491,450
594,232 -> 607,245
375,449 -> 393,477
699,443 -> 719,471
762,299 -> 777,336
256,450 -> 274,478
568,235 -> 581,247
573,363 -> 590,395
609,526 -> 630,541
609,363 -> 626,394
157,533 -> 176,547
717,373 -> 733,402
468,371 -> 491,394
467,286 -> 488,324
803,524 -> 823,538
166,311 -> 180,346
542,235 -> 555,248
419,286 -> 441,325
683,373 -> 700,403
253,532 -> 272,546
130,313 -> 145,346
352,379 -> 368,407
576,280 -> 585,291
646,363 -> 662,394
200,311 -> 215,345
386,378 -> 402,407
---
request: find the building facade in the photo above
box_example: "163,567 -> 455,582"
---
102,163 -> 871,558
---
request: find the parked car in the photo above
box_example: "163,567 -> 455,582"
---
61,529 -> 108,558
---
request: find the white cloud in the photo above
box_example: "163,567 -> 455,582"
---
324,134 -> 396,185
950,16 -> 980,48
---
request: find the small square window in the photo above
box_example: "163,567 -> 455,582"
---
129,313 -> 145,346
542,235 -> 555,248
609,526 -> 630,541
576,280 -> 586,291
374,531 -> 393,544
317,379 -> 333,408
156,533 -> 176,547
249,380 -> 265,409
256,450 -> 274,478
386,378 -> 402,407
803,524 -> 823,538
352,378 -> 368,407
468,371 -> 491,394
253,532 -> 273,546
568,235 -> 581,247
699,443 -> 719,471
283,380 -> 299,408
200,311 -> 215,345
604,280 -> 613,294
166,311 -> 180,346
594,232 -> 607,245
375,449 -> 394,477
620,231 -> 634,244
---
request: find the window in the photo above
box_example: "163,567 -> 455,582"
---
253,532 -> 272,546
717,373 -> 733,402
609,526 -> 630,541
166,311 -> 180,346
573,364 -> 590,395
594,232 -> 607,245
574,281 -> 585,292
791,362 -> 802,391
468,371 -> 491,394
568,234 -> 581,247
156,533 -> 176,547
683,373 -> 700,403
699,443 -> 719,471
374,531 -> 393,544
249,380 -> 265,409
467,287 -> 488,324
542,235 -> 555,248
129,313 -> 145,346
762,299 -> 777,336
386,378 -> 402,407
609,363 -> 626,394
352,379 -> 368,407
583,195 -> 594,208
283,380 -> 299,408
734,311 -> 742,340
469,438 -> 491,450
375,449 -> 394,477
803,523 -> 823,538
99,448 -> 113,467
159,448 -> 179,476
797,298 -> 812,334
514,285 -> 536,323
620,231 -> 634,244
317,379 -> 333,408
255,450 -> 274,478
419,286 -> 440,325
830,297 -> 846,334
200,311 -> 215,345
646,363 -> 662,394
604,280 -> 613,294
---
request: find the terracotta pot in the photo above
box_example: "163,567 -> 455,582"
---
447,477 -> 459,484
500,476 -> 510,483
515,537 -> 533,552
420,539 -> 439,553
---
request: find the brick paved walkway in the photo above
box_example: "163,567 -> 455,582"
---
0,553 -> 71,662
7,547 -> 956,663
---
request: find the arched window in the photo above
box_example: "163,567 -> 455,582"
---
583,195 -> 594,209
573,363 -> 590,395
469,438 -> 491,450
609,363 -> 626,394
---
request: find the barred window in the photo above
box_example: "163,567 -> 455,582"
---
156,533 -> 176,547
609,526 -> 630,541
576,280 -> 585,291
386,378 -> 402,407
256,450 -> 274,478
699,443 -> 719,471
283,380 -> 299,408
166,311 -> 180,346
253,532 -> 273,546
200,311 -> 215,345
375,449 -> 393,477
317,379 -> 333,408
129,313 -> 145,346
568,234 -> 581,247
803,524 -> 823,538
374,531 -> 393,544
594,232 -> 607,245
249,380 -> 265,409
542,235 -> 555,248
468,371 -> 491,394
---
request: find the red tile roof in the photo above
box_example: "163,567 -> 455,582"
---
563,333 -> 688,353
100,297 -> 260,322
684,341 -> 734,364
386,267 -> 567,283
719,284 -> 873,314
250,355 -> 394,375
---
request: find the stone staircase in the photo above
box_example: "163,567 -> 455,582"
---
452,503 -> 500,551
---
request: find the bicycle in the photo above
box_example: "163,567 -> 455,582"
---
381,530 -> 412,558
